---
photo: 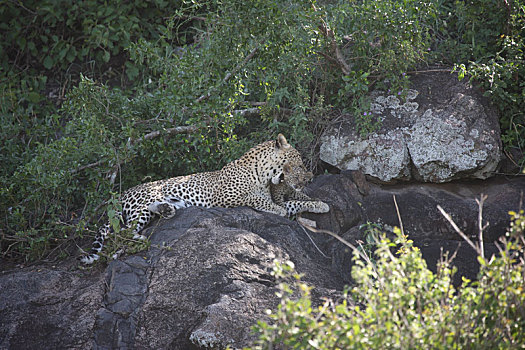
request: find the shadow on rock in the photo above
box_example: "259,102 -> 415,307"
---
1,174 -> 523,349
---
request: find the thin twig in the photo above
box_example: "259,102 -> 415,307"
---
299,225 -> 330,258
195,40 -> 264,104
10,0 -> 36,14
475,194 -> 488,259
437,205 -> 481,255
393,195 -> 404,236
298,221 -> 376,273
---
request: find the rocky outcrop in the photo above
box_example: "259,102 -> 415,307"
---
130,209 -> 341,349
1,206 -> 342,350
1,174 -> 523,349
303,174 -> 524,284
320,71 -> 502,182
0,267 -> 104,349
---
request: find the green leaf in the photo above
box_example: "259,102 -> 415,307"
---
27,41 -> 36,54
58,47 -> 68,61
125,62 -> 139,80
477,255 -> 486,266
43,56 -> 54,69
66,46 -> 77,63
18,36 -> 26,50
26,92 -> 42,104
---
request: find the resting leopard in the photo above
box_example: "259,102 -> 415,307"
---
80,134 -> 329,264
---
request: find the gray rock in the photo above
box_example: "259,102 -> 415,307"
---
320,71 -> 502,182
0,268 -> 104,349
408,94 -> 500,182
303,174 -> 525,284
321,128 -> 411,182
1,174 -> 522,349
101,208 -> 342,349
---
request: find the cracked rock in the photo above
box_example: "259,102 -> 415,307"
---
320,70 -> 501,183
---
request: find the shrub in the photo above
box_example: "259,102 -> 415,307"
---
252,211 -> 525,349
0,0 -> 194,76
0,0 -> 194,260
436,0 -> 525,168
1,0 -> 438,261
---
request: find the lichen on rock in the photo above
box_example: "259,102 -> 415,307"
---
320,71 -> 501,183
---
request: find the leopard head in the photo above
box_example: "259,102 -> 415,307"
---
270,134 -> 311,189
270,134 -> 313,191
279,162 -> 314,191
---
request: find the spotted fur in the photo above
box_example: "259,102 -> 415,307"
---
80,134 -> 329,264
270,163 -> 330,216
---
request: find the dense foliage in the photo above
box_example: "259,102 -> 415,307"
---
252,211 -> 525,349
440,0 -> 525,164
0,0 -> 523,261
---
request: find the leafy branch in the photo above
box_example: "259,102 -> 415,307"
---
73,40 -> 266,177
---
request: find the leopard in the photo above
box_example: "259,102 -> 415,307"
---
80,134 -> 329,264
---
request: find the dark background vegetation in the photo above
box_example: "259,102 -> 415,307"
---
0,0 -> 523,262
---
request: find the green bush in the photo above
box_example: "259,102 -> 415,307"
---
1,0 -> 438,261
3,0 -> 521,262
0,0 -> 196,259
252,212 -> 525,349
0,0 -> 192,75
436,0 -> 525,168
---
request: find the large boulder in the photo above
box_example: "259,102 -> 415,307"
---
320,71 -> 502,183
303,174 -> 525,285
1,174 -> 522,349
0,207 -> 342,350
128,208 -> 342,349
0,267 -> 104,349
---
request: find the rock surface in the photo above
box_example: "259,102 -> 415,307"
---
1,206 -> 342,350
0,267 -> 104,349
1,174 -> 523,349
303,174 -> 524,285
320,71 -> 502,182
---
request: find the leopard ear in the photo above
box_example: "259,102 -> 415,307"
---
283,163 -> 292,174
276,134 -> 290,150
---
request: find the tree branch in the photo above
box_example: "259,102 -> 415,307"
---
317,18 -> 351,75
73,40 -> 265,176
195,40 -> 264,104
72,125 -> 200,175
437,205 -> 481,255
169,15 -> 207,21
475,194 -> 488,259
131,124 -> 201,145
71,159 -> 106,174
232,106 -> 293,118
